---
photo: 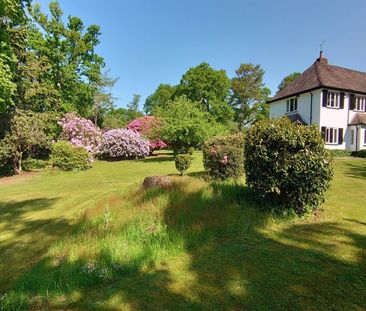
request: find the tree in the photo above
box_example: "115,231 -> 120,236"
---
127,94 -> 141,112
176,62 -> 232,123
102,107 -> 143,129
277,72 -> 301,93
0,110 -> 51,174
155,96 -> 226,156
230,63 -> 270,131
27,1 -> 111,116
144,84 -> 176,115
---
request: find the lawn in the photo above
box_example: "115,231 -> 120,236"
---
0,153 -> 365,310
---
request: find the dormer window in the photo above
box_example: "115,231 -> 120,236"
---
355,96 -> 365,111
327,92 -> 340,108
286,97 -> 297,113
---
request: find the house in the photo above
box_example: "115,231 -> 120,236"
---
268,52 -> 366,151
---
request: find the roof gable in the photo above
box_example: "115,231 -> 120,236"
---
269,56 -> 366,103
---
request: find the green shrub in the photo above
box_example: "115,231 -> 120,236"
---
22,158 -> 49,171
203,133 -> 244,180
330,149 -> 352,157
351,150 -> 366,158
187,147 -> 195,155
50,141 -> 90,171
244,118 -> 333,214
175,154 -> 192,176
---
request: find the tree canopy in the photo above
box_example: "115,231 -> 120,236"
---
176,62 -> 233,123
230,63 -> 270,131
277,72 -> 301,93
144,84 -> 176,115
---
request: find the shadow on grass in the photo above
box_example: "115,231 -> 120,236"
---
2,182 -> 366,310
345,162 -> 366,180
0,197 -> 75,294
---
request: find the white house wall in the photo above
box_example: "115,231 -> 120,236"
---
269,89 -> 322,126
269,89 -> 366,151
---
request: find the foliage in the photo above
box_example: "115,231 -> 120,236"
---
0,110 -> 51,174
351,150 -> 366,158
127,93 -> 141,112
244,118 -> 333,214
174,154 -> 192,176
126,116 -> 167,151
22,158 -> 49,171
187,147 -> 195,155
102,107 -> 143,129
58,112 -> 102,155
203,133 -> 245,180
98,129 -> 150,160
176,62 -> 233,123
230,63 -> 270,131
330,149 -> 352,158
144,83 -> 176,115
50,141 -> 90,171
277,72 -> 301,93
155,96 -> 226,155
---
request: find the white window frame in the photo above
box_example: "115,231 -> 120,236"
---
364,129 -> 366,146
350,129 -> 354,145
286,97 -> 298,113
325,127 -> 339,145
355,96 -> 365,111
327,92 -> 340,108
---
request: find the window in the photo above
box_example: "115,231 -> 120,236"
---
327,92 -> 340,108
364,129 -> 366,145
355,96 -> 365,111
350,129 -> 354,145
325,127 -> 339,144
286,97 -> 298,112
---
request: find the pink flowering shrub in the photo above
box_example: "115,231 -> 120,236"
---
126,116 -> 167,151
203,133 -> 244,180
98,129 -> 150,160
58,113 -> 102,155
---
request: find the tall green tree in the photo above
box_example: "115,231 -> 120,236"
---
27,1 -> 110,116
176,62 -> 232,123
230,63 -> 270,131
277,72 -> 301,93
155,96 -> 226,155
127,93 -> 141,112
144,84 -> 176,115
0,0 -> 30,134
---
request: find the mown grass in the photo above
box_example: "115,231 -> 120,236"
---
1,153 -> 365,310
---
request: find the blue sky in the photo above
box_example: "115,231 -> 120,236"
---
37,0 -> 366,109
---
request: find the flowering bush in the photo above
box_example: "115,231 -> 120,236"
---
203,133 -> 244,180
126,116 -> 167,151
58,113 -> 102,155
99,129 -> 150,160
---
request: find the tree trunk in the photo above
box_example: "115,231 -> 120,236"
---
13,151 -> 22,174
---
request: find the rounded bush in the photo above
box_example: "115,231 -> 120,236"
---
244,118 -> 333,214
203,133 -> 244,180
99,129 -> 150,160
51,141 -> 90,171
175,154 -> 192,176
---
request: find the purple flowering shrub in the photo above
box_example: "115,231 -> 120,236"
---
58,113 -> 102,155
126,116 -> 167,152
99,129 -> 150,160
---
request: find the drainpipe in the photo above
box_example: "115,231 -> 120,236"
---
356,125 -> 359,151
309,92 -> 313,125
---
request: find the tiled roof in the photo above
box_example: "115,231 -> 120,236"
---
287,113 -> 307,125
349,113 -> 366,125
269,55 -> 366,103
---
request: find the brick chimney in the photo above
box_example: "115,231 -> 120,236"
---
316,51 -> 328,64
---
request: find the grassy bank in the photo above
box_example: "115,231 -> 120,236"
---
0,154 -> 365,310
